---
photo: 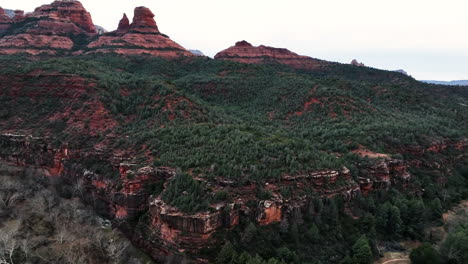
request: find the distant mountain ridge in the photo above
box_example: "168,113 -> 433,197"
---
421,80 -> 468,86
4,9 -> 13,18
189,49 -> 205,56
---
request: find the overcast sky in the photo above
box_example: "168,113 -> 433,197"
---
3,0 -> 468,80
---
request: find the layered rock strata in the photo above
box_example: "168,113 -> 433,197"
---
2,133 -> 465,261
0,134 -> 362,260
0,2 -> 192,58
214,40 -> 330,71
0,1 -> 96,55
85,7 -> 193,58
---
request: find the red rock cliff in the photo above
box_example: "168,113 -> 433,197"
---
0,7 -> 12,34
1,133 -> 466,262
31,0 -> 96,33
214,40 -> 330,71
86,6 -> 193,58
0,1 -> 96,55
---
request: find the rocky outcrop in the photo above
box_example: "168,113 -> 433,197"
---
401,139 -> 468,157
358,159 -> 411,194
0,1 -> 97,55
130,7 -> 159,33
116,13 -> 130,33
394,69 -> 409,76
1,133 -> 466,262
1,8 -> 14,18
0,1 -> 192,58
85,7 -> 193,58
256,200 -> 283,225
0,34 -> 75,55
30,1 -> 95,33
351,59 -> 365,67
146,199 -> 239,255
0,8 -> 9,20
0,8 -> 12,34
214,40 -> 330,71
284,170 -> 340,185
0,133 -> 361,260
3,130 -> 465,261
13,10 -> 25,21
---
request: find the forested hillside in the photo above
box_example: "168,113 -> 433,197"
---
0,53 -> 467,263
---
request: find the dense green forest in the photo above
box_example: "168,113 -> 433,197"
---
0,54 -> 467,263
0,54 -> 466,184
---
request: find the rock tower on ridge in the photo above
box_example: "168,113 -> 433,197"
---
215,41 -> 330,71
86,6 -> 192,58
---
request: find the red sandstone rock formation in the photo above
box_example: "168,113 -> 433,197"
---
0,1 -> 97,55
0,34 -> 75,55
358,158 -> 411,194
351,59 -> 365,67
0,2 -> 192,58
86,6 -> 192,58
214,40 -> 330,71
256,200 -> 283,225
31,1 -> 96,33
130,7 -> 159,33
13,10 -> 25,21
148,198 -> 238,254
0,8 -> 12,34
1,133 -> 465,261
0,8 -> 10,21
116,13 -> 130,33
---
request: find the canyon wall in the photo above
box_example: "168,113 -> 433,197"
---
1,133 -> 467,261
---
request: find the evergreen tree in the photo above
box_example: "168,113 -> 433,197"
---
410,243 -> 442,264
429,198 -> 443,220
217,242 -> 237,264
440,223 -> 468,264
351,235 -> 373,264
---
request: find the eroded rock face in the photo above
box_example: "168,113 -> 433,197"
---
351,59 -> 365,67
0,2 -> 192,58
0,1 -> 96,55
86,6 -> 193,58
13,10 -> 25,21
358,159 -> 411,194
0,9 -> 11,34
0,34 -> 74,55
116,13 -> 130,33
0,8 -> 11,22
2,134 -> 464,262
256,200 -> 283,225
130,7 -> 159,33
31,1 -> 96,33
0,134 -> 361,260
214,40 -> 330,71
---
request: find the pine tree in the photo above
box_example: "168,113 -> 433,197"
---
351,235 -> 373,264
410,243 -> 442,264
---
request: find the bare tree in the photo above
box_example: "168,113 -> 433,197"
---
19,235 -> 33,262
73,178 -> 85,198
107,240 -> 130,262
0,192 -> 21,210
55,224 -> 70,244
0,220 -> 21,264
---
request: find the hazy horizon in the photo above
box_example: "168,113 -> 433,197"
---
3,0 -> 468,81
